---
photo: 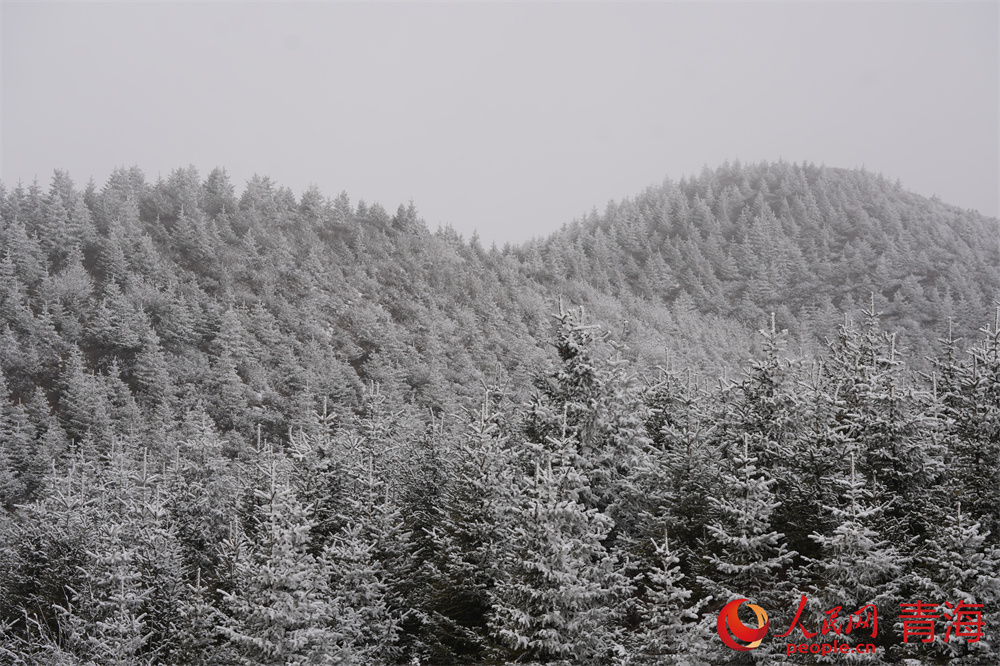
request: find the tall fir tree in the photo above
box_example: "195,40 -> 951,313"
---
490,412 -> 631,665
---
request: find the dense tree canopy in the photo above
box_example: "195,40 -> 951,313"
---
0,162 -> 997,664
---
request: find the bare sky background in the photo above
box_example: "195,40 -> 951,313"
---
2,2 -> 997,245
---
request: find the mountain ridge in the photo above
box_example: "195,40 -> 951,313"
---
514,160 -> 999,360
2,160 -> 1000,663
0,160 -> 996,432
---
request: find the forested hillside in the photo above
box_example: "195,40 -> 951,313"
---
0,162 -> 998,664
519,161 -> 1000,362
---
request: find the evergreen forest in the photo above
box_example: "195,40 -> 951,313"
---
0,160 -> 998,664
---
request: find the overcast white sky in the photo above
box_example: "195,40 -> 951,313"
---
2,2 -> 997,245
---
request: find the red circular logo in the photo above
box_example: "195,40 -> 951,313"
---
717,598 -> 770,651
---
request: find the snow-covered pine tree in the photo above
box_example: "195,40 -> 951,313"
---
823,299 -> 942,545
490,413 -> 631,665
131,329 -> 175,417
331,383 -> 413,662
321,520 -> 400,665
724,315 -> 800,472
933,311 -> 1000,544
411,378 -> 519,663
698,435 -> 798,663
902,500 -> 1000,664
165,409 -> 237,599
787,362 -> 854,569
525,304 -> 654,526
260,386 -> 415,664
171,566 -> 233,666
521,307 -> 668,656
217,441 -> 351,665
622,533 -> 709,666
63,443 -> 159,665
59,347 -> 114,449
637,368 -> 717,637
286,406 -> 404,665
0,366 -> 44,509
1,436 -> 190,665
807,452 -> 901,661
0,455 -> 98,661
717,316 -> 827,596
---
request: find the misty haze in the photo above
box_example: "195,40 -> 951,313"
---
0,2 -> 998,665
